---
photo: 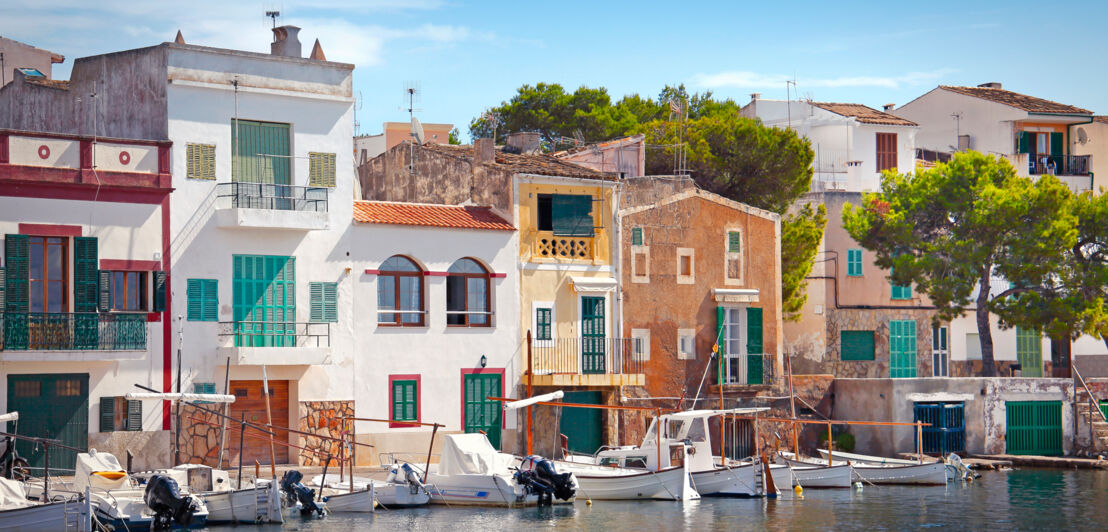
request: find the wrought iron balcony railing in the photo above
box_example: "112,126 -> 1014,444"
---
1028,154 -> 1091,176
217,321 -> 331,348
529,337 -> 644,376
532,231 -> 594,260
0,312 -> 147,351
215,182 -> 329,212
716,352 -> 776,387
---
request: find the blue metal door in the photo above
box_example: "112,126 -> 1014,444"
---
914,402 -> 965,455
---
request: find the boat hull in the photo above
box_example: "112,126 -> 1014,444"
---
0,500 -> 90,532
426,474 -> 538,507
851,462 -> 949,485
570,466 -> 699,501
691,465 -> 759,497
373,481 -> 431,508
323,487 -> 375,513
783,461 -> 853,489
203,485 -> 281,524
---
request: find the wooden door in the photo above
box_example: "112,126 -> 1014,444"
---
226,380 -> 290,465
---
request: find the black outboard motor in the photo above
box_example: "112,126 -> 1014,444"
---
144,474 -> 201,530
280,470 -> 324,516
514,455 -> 576,505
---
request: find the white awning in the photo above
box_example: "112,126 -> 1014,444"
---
713,288 -> 759,303
570,276 -> 617,293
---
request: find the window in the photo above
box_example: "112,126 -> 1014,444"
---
446,258 -> 491,327
537,194 -> 594,237
677,248 -> 694,284
232,119 -> 291,185
12,381 -> 40,398
187,279 -> 218,321
390,377 -> 419,427
966,333 -> 982,360
876,133 -> 898,172
841,330 -> 875,361
678,328 -> 696,360
631,227 -> 644,246
932,326 -> 949,377
725,230 -> 743,283
891,283 -> 912,300
193,382 -> 217,403
631,328 -> 650,361
108,271 -> 148,311
309,282 -> 338,323
632,231 -> 649,283
28,236 -> 68,312
1016,327 -> 1042,377
308,152 -> 337,187
377,255 -> 424,326
847,249 -> 863,277
889,320 -> 917,378
99,396 -> 141,432
186,143 -> 216,180
535,306 -> 553,341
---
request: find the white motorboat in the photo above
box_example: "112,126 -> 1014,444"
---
425,433 -> 577,507
552,456 -> 697,501
313,461 -> 431,508
812,449 -> 949,485
321,484 -> 375,513
815,449 -> 923,466
149,464 -> 282,524
776,454 -> 853,488
74,450 -> 209,530
0,477 -> 92,531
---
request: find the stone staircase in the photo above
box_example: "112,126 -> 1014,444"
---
1074,385 -> 1108,454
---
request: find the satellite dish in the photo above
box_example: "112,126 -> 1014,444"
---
410,117 -> 425,145
1076,127 -> 1088,144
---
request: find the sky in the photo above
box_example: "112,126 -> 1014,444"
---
3,0 -> 1107,141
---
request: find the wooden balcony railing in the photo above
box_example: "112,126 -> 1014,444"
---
0,312 -> 147,351
532,231 -> 594,260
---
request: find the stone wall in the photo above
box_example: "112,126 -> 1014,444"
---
88,430 -> 172,471
825,308 -> 935,378
297,400 -> 354,466
174,403 -> 225,467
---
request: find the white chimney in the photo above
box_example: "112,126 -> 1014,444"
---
271,25 -> 302,58
883,103 -> 895,112
750,93 -> 761,102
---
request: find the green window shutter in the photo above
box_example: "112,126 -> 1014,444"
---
551,194 -> 594,237
1016,131 -> 1030,154
631,227 -> 643,246
1016,327 -> 1043,377
126,399 -> 142,431
202,280 -> 218,322
4,234 -> 29,313
715,306 -> 725,385
1050,132 -> 1064,157
746,307 -> 763,385
841,330 -> 876,361
152,271 -> 167,312
890,320 -> 917,378
232,120 -> 291,185
536,308 -> 551,340
186,144 -> 216,180
187,279 -> 205,321
0,267 -> 5,310
100,397 -> 117,432
309,152 -> 337,187
392,380 -> 418,422
74,237 -> 99,312
309,282 -> 336,322
892,283 -> 912,300
728,231 -> 742,253
847,249 -> 862,276
98,270 -> 112,312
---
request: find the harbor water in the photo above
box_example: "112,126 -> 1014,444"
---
205,468 -> 1108,531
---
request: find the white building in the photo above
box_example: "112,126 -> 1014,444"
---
741,96 -> 919,192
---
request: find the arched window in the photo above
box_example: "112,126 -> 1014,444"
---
446,258 -> 491,327
378,255 -> 424,326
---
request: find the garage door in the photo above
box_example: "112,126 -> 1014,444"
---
1005,401 -> 1062,456
7,373 -> 89,472
227,380 -> 290,465
560,391 -> 603,455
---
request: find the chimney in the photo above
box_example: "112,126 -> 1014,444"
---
506,132 -> 541,154
270,25 -> 302,58
309,39 -> 326,61
750,93 -> 761,102
883,103 -> 895,112
977,82 -> 1002,89
474,138 -> 495,164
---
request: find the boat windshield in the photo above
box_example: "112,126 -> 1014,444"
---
599,457 -> 621,467
687,418 -> 707,442
668,420 -> 683,439
625,456 -> 648,469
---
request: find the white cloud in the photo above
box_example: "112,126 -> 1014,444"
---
691,69 -> 956,90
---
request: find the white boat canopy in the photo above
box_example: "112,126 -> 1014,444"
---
124,392 -> 236,403
663,407 -> 770,420
503,391 -> 564,410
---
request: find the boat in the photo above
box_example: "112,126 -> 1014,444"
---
424,433 -> 576,507
812,449 -> 949,485
0,477 -> 92,531
320,484 -> 375,513
816,449 -> 922,466
145,464 -> 282,524
553,457 -> 698,501
74,450 -> 209,530
776,453 -> 854,489
313,461 -> 431,508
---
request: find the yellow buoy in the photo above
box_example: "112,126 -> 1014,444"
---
586,499 -> 593,506
794,485 -> 803,496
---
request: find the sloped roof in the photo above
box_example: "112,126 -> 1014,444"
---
809,102 -> 918,126
939,85 -> 1092,115
1093,116 -> 1108,124
352,201 -> 514,231
551,134 -> 645,158
419,143 -> 617,180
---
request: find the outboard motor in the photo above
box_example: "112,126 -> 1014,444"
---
514,455 -> 576,505
399,462 -> 427,495
280,470 -> 324,516
144,474 -> 201,530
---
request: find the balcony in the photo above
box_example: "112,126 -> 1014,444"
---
214,182 -> 330,231
217,321 -> 331,365
524,337 -> 645,387
531,231 -> 595,261
709,353 -> 777,394
1021,154 -> 1093,193
0,312 -> 147,361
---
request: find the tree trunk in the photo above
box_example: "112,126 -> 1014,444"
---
977,272 -> 996,377
1050,335 -> 1072,378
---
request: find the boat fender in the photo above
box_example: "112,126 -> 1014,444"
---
794,485 -> 803,496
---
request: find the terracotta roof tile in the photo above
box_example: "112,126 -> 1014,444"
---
352,201 -> 515,231
939,85 -> 1091,115
419,143 -> 617,180
809,102 -> 918,126
1094,116 -> 1108,124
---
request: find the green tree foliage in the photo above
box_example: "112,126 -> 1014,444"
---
468,83 -> 637,149
782,203 -> 828,320
448,128 -> 462,145
843,151 -> 1077,376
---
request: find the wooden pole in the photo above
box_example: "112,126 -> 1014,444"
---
237,413 -> 246,487
217,357 -> 231,468
526,330 -> 534,456
787,353 -> 799,457
655,409 -> 662,469
43,443 -> 49,502
261,365 -> 277,480
318,453 -> 331,502
349,418 -> 354,494
917,421 -> 923,463
423,423 -> 439,484
174,317 -> 184,466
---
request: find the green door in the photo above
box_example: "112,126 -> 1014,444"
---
463,373 -> 502,448
581,296 -> 606,374
7,374 -> 89,471
1005,401 -> 1062,456
232,255 -> 295,347
559,391 -> 603,455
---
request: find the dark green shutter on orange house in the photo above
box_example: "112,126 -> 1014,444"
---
1050,132 -> 1064,158
746,307 -> 763,385
716,306 -> 725,385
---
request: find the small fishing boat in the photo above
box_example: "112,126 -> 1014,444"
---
812,449 -> 949,485
313,461 -> 431,509
425,433 -> 576,507
816,449 -> 922,466
0,477 -> 92,531
776,453 -> 854,489
75,450 -> 209,530
145,464 -> 281,524
320,484 -> 375,513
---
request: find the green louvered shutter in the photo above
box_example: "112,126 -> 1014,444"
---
716,306 -> 725,385
152,271 -> 167,312
232,120 -> 291,185
100,397 -> 117,432
310,282 -> 324,322
1050,132 -> 1064,159
73,238 -> 98,312
728,231 -> 742,253
552,195 -> 594,237
746,307 -> 763,385
0,266 -> 5,311
392,380 -> 417,422
187,279 -> 203,321
631,227 -> 643,246
126,400 -> 142,431
1016,131 -> 1031,154
98,271 -> 112,312
4,235 -> 29,350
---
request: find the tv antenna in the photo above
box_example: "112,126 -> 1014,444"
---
482,110 -> 501,144
404,81 -> 423,173
265,10 -> 280,29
